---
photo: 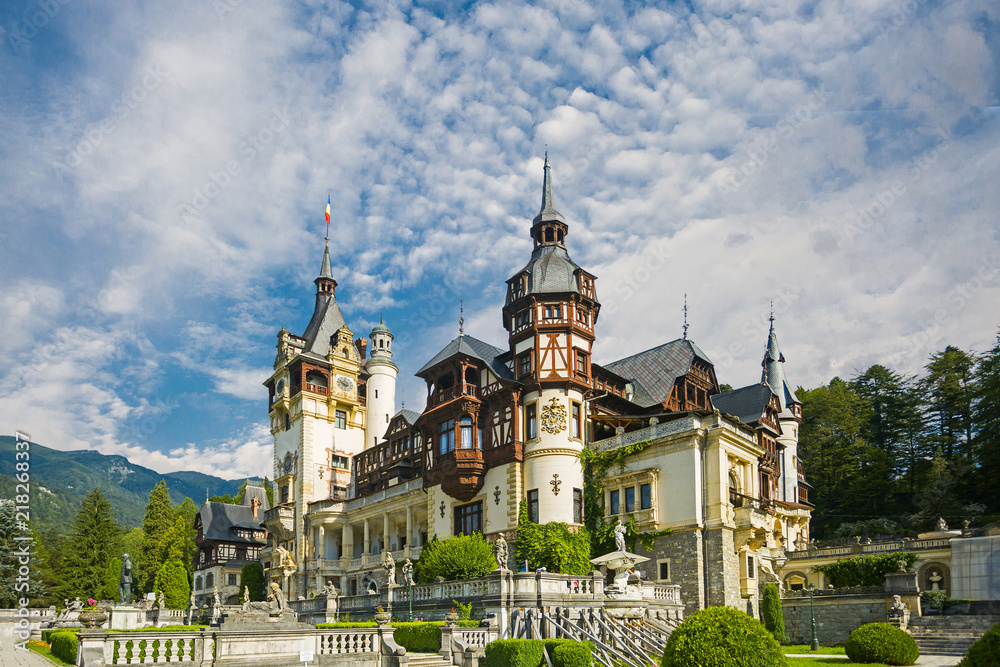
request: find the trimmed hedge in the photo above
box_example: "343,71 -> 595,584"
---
844,623 -> 919,666
393,623 -> 443,652
50,631 -> 79,665
661,606 -> 786,667
484,639 -> 546,667
109,625 -> 206,632
960,621 -> 1000,667
814,552 -> 917,588
316,621 -> 378,628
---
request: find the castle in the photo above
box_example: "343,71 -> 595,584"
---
260,158 -> 811,616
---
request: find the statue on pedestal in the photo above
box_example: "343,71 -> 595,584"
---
928,570 -> 943,591
401,561 -> 414,586
494,533 -> 508,570
119,554 -> 133,604
157,591 -> 165,609
382,549 -> 396,585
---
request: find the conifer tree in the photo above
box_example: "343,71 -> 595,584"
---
973,331 -> 1000,512
153,559 -> 190,609
102,557 -> 122,601
60,489 -> 121,600
923,346 -> 977,462
138,481 -> 174,593
173,499 -> 199,578
240,562 -> 266,601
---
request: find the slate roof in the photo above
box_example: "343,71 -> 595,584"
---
416,334 -> 513,380
603,339 -> 714,408
394,408 -> 421,425
506,245 -> 587,305
711,384 -> 773,426
300,245 -> 347,356
197,486 -> 270,544
761,319 -> 800,411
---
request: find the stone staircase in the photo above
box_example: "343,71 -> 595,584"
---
408,652 -> 454,667
908,615 -> 1000,657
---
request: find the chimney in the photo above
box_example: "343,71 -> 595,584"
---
355,337 -> 368,359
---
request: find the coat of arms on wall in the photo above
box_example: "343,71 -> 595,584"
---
540,397 -> 567,434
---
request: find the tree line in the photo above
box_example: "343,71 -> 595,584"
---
798,331 -> 1000,539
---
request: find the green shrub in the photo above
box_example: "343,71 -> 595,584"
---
152,558 -> 190,609
392,622 -> 442,652
316,622 -> 378,628
552,640 -> 594,667
761,583 -> 786,643
414,534 -> 497,583
108,625 -> 205,632
50,631 -> 78,665
661,606 -> 786,667
516,501 -> 592,575
844,623 -> 919,666
959,621 -> 1000,667
102,557 -> 123,601
484,639 -> 546,667
814,552 -> 917,588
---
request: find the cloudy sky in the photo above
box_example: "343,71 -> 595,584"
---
1,0 -> 997,480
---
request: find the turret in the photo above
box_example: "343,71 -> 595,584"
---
761,315 -> 803,503
365,317 -> 397,449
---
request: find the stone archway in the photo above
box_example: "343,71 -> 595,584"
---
918,562 -> 951,596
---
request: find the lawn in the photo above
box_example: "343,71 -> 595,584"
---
786,659 -> 889,667
26,641 -> 75,666
782,645 -> 847,655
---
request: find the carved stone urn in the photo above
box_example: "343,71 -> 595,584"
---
79,609 -> 107,628
374,611 -> 391,625
444,610 -> 459,624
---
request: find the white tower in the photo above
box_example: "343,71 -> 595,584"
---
761,315 -> 803,503
365,317 -> 397,448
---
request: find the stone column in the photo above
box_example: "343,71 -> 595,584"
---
383,514 -> 391,552
406,506 -> 413,553
342,523 -> 353,561
318,524 -> 326,560
364,518 -> 370,555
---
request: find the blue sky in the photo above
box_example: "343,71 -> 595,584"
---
1,0 -> 997,479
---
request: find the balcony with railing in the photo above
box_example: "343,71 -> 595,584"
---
426,384 -> 479,409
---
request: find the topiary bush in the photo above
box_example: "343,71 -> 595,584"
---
391,622 -> 442,652
414,534 -> 497,583
844,623 -> 919,666
661,606 -> 786,667
958,620 -> 1000,667
761,583 -> 786,643
483,639 -> 545,667
552,640 -> 594,667
49,631 -> 78,665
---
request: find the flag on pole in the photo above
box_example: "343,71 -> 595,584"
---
325,195 -> 331,224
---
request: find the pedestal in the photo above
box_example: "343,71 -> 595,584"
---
109,605 -> 144,630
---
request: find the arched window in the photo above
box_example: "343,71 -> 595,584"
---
729,472 -> 742,507
195,576 -> 202,591
206,573 -> 214,588
545,228 -> 554,242
460,416 -> 473,449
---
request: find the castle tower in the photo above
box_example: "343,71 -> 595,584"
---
263,239 -> 366,598
761,315 -> 803,503
365,317 -> 397,448
501,156 -> 599,524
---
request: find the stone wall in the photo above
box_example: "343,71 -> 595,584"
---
636,528 -> 704,617
706,527 -> 751,614
782,594 -> 890,645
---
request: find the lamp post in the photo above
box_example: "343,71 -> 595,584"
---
809,582 -> 819,651
408,576 -> 413,622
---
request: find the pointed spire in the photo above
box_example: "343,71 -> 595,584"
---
532,152 -> 566,225
459,299 -> 464,336
683,293 -> 689,340
762,311 -> 790,410
319,243 -> 334,280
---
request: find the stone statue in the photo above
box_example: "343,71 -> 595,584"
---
268,582 -> 288,614
157,591 -> 165,609
119,553 -> 133,604
896,559 -> 907,572
928,570 -> 943,591
68,597 -> 84,613
401,560 -> 414,586
613,518 -> 627,552
494,533 -> 508,570
936,517 -> 948,532
190,591 -> 196,609
382,549 -> 396,585
275,545 -> 296,577
323,580 -> 338,597
213,591 -> 221,609
243,586 -> 250,604
888,594 -> 908,619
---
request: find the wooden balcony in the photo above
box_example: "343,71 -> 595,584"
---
427,384 -> 479,409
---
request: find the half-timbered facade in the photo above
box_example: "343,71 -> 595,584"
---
259,158 -> 811,615
194,485 -> 270,606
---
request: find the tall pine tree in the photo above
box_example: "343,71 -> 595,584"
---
923,346 -> 977,463
138,481 -> 174,594
973,331 -> 1000,512
60,489 -> 120,600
